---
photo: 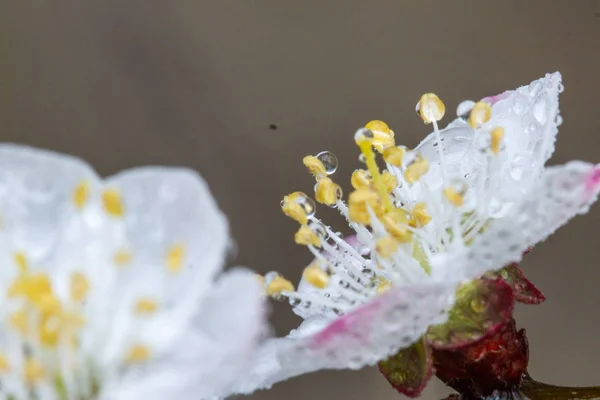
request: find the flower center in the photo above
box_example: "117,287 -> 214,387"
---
261,94 -> 508,320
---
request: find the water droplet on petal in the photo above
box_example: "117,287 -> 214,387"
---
512,96 -> 528,115
533,102 -> 547,124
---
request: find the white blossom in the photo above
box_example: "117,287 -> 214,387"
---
0,144 -> 265,400
234,72 -> 600,394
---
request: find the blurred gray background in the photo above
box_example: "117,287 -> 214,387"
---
2,1 -> 600,399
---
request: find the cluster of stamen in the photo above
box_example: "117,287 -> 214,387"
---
259,92 -> 506,318
0,182 -> 190,396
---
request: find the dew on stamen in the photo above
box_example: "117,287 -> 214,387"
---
309,221 -> 329,241
456,100 -> 475,118
316,151 -> 339,175
289,298 -> 301,307
361,268 -> 375,278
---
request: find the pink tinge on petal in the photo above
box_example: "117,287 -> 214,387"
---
312,296 -> 383,346
584,166 -> 600,198
482,91 -> 510,105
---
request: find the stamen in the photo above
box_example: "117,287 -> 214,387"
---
0,354 -> 9,373
376,236 -> 399,258
416,93 -> 445,124
468,101 -> 492,128
73,180 -> 90,209
102,189 -> 125,217
9,310 -> 28,335
125,345 -> 151,364
14,252 -> 28,274
166,245 -> 185,273
443,187 -> 465,207
490,127 -> 505,155
351,169 -> 371,189
303,155 -> 327,177
348,188 -> 382,224
70,272 -> 89,302
381,171 -> 398,194
409,203 -> 432,227
281,192 -> 316,225
314,177 -> 343,206
383,146 -> 405,167
266,275 -> 295,296
376,277 -> 392,294
24,358 -> 46,385
302,264 -> 329,289
364,120 -> 395,152
355,128 -> 394,212
294,225 -> 321,246
134,298 -> 159,315
404,155 -> 429,184
381,212 -> 412,242
113,250 -> 133,267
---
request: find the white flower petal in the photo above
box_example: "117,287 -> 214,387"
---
104,167 -> 229,300
416,72 -> 562,204
106,268 -> 265,400
0,144 -> 100,266
232,282 -> 454,394
432,161 -> 600,281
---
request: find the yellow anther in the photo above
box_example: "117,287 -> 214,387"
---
469,101 -> 492,128
376,236 -> 399,258
404,156 -> 429,184
266,275 -> 295,296
113,250 -> 133,267
351,169 -> 371,189
70,272 -> 89,302
302,264 -> 329,289
443,187 -> 464,207
490,126 -> 505,155
102,189 -> 125,217
376,277 -> 392,294
9,310 -> 28,335
417,93 -> 445,124
281,192 -> 314,225
409,203 -> 432,227
35,293 -> 61,316
134,298 -> 159,315
381,171 -> 398,194
14,252 -> 28,274
62,311 -> 85,329
256,274 -> 265,286
125,344 -> 151,364
24,359 -> 45,385
0,355 -> 9,373
356,137 -> 394,212
381,213 -> 412,242
294,225 -> 321,246
365,120 -> 391,134
365,120 -> 395,152
383,146 -> 405,167
8,273 -> 55,309
315,177 -> 342,206
348,188 -> 382,224
303,155 -> 327,177
166,245 -> 185,273
39,315 -> 61,347
73,180 -> 90,209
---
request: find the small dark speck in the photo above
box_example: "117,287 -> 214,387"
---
268,124 -> 278,130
